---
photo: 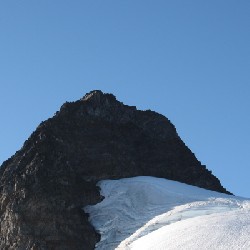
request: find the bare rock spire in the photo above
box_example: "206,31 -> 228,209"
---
0,90 -> 231,250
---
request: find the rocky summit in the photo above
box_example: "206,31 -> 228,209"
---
0,90 -> 230,250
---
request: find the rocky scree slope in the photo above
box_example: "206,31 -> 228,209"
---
0,90 -> 230,250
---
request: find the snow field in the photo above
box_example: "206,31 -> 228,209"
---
84,176 -> 250,250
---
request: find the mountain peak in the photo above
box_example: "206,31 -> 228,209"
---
0,90 -> 231,249
82,90 -> 104,100
81,90 -> 117,104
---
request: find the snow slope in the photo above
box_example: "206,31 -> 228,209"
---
84,176 -> 250,250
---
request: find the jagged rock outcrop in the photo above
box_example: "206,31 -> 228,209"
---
0,90 -> 230,249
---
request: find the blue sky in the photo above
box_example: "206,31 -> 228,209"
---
0,1 -> 249,197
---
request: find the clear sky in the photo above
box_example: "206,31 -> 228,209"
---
0,1 -> 249,197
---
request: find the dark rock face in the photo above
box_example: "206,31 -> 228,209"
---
0,90 -> 230,249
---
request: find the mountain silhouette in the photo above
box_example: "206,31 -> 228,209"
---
0,90 -> 230,249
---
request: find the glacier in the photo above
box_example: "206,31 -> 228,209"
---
84,176 -> 250,250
